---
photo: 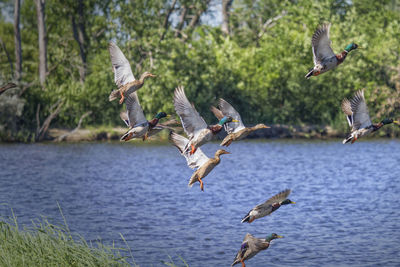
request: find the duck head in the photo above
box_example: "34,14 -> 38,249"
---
254,123 -> 270,129
266,233 -> 284,242
140,71 -> 156,81
344,43 -> 358,53
214,149 -> 231,157
155,112 -> 169,119
218,116 -> 239,125
281,199 -> 296,205
381,118 -> 399,126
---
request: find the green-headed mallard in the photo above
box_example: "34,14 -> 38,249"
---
241,189 -> 295,223
169,131 -> 230,191
341,89 -> 399,144
0,82 -> 17,95
108,42 -> 156,104
232,233 -> 283,267
120,91 -> 169,141
305,23 -> 358,78
173,86 -> 238,155
210,98 -> 269,146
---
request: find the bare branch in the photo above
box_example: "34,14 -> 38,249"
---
0,83 -> 17,95
55,111 -> 92,142
36,100 -> 63,141
257,10 -> 287,40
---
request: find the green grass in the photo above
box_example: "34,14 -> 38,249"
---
0,210 -> 135,266
0,207 -> 188,267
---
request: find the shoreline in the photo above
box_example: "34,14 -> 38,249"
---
1,124 -> 399,143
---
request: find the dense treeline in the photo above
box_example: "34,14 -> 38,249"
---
0,0 -> 399,141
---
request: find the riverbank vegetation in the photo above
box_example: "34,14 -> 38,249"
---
0,0 -> 399,142
0,212 -> 134,266
0,210 -> 186,266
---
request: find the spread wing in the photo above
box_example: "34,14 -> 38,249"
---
262,189 -> 291,207
108,42 -> 135,87
210,106 -> 225,120
311,23 -> 335,65
341,98 -> 354,128
350,90 -> 372,130
218,98 -> 245,134
125,92 -> 147,127
169,132 -> 209,169
232,233 -> 266,266
120,111 -> 130,127
173,86 -> 207,138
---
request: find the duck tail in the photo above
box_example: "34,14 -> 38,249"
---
342,133 -> 353,144
109,89 -> 120,102
305,68 -> 314,79
120,131 -> 132,142
241,212 -> 251,223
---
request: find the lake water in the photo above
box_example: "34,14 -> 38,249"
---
0,140 -> 399,266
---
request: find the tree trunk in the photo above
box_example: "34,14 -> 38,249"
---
185,0 -> 211,39
160,0 -> 177,42
35,0 -> 47,86
71,0 -> 87,83
221,0 -> 233,36
175,6 -> 187,37
14,0 -> 22,81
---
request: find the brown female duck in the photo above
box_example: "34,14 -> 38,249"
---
108,42 -> 156,104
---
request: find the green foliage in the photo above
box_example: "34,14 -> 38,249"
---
0,0 -> 399,141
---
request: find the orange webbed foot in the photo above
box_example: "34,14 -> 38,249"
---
119,91 -> 125,104
198,178 -> 204,191
190,144 -> 197,155
240,259 -> 246,267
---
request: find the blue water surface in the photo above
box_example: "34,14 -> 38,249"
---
0,139 -> 399,266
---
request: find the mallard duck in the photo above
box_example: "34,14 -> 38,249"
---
120,91 -> 169,141
305,23 -> 358,78
173,86 -> 238,155
341,89 -> 399,144
241,189 -> 295,223
210,98 -> 269,146
108,42 -> 156,104
0,83 -> 17,95
169,131 -> 230,191
232,233 -> 283,267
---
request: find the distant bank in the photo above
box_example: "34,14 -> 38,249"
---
40,124 -> 399,142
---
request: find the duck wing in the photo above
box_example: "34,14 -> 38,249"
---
125,92 -> 147,127
169,132 -> 209,169
218,98 -> 245,134
311,23 -> 335,65
262,189 -> 291,207
349,90 -> 372,130
108,42 -> 135,87
232,234 -> 266,266
173,86 -> 207,139
341,98 -> 354,129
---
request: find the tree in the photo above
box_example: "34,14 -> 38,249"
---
14,0 -> 22,81
221,0 -> 233,35
71,0 -> 88,83
35,0 -> 47,85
